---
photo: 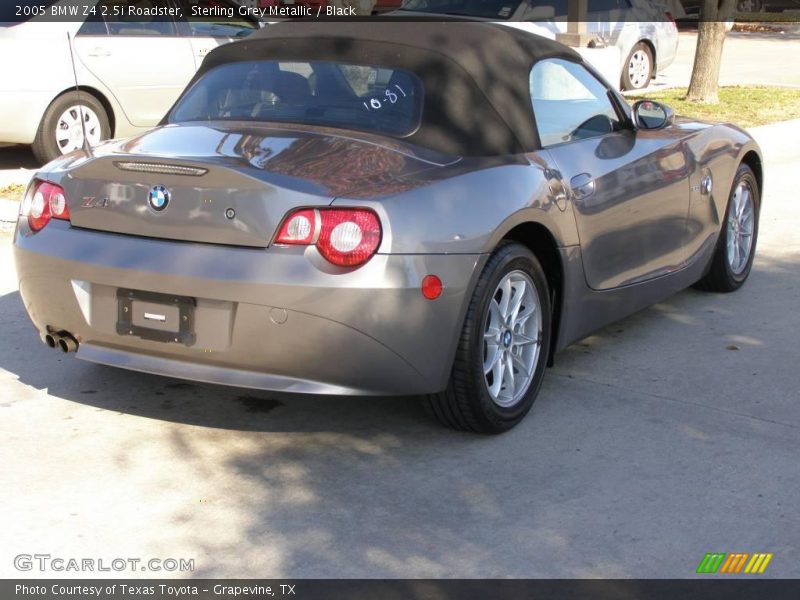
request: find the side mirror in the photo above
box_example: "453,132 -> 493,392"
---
632,100 -> 675,130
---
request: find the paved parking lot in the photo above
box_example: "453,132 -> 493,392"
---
653,31 -> 800,90
1,119 -> 798,579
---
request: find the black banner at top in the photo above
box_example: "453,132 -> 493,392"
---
1,0 -> 799,24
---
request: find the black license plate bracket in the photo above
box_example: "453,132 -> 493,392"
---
116,288 -> 196,346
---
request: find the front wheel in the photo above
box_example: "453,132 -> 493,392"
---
424,243 -> 552,433
694,164 -> 760,292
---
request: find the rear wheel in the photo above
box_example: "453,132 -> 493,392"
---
424,242 -> 552,433
32,91 -> 110,164
694,164 -> 760,292
621,42 -> 653,91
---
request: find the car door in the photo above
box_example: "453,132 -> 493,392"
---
73,0 -> 196,128
530,58 -> 691,290
175,0 -> 260,69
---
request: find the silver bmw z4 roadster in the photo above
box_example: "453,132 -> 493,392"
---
14,22 -> 762,433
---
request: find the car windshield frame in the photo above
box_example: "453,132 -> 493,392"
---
167,59 -> 425,139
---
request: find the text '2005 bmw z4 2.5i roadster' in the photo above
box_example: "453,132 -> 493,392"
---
14,22 -> 763,433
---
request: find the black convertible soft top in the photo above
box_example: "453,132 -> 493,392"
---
185,21 -> 584,156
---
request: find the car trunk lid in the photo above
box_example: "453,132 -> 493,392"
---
64,123 -> 453,248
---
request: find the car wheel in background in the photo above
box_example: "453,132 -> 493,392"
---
32,91 -> 110,164
736,0 -> 763,12
694,164 -> 760,293
621,42 -> 654,91
424,242 -> 552,433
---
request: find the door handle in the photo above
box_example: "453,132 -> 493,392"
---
87,47 -> 111,57
570,173 -> 595,201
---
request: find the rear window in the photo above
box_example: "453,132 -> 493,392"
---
168,60 -> 424,137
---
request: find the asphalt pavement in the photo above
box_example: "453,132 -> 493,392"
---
651,31 -> 800,91
0,119 -> 798,579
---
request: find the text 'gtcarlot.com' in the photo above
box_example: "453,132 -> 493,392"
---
13,554 -> 194,573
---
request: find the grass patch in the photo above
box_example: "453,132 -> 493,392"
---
0,183 -> 25,201
628,86 -> 800,128
735,13 -> 800,23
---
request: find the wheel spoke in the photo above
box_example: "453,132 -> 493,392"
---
508,280 -> 526,325
516,304 -> 536,328
502,353 -> 515,399
739,237 -> 750,263
486,300 -> 503,336
498,277 -> 512,319
737,188 -> 750,219
511,351 -> 529,376
514,333 -> 538,346
488,357 -> 504,399
62,112 -> 79,127
484,344 -> 501,374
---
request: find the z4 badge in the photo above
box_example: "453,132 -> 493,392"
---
81,197 -> 109,208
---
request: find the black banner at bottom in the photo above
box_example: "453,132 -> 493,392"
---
5,579 -> 800,600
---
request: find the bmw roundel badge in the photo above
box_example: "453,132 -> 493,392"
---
148,185 -> 170,212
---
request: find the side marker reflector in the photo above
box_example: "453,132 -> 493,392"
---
421,275 -> 443,300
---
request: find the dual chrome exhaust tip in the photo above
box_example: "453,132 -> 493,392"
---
44,331 -> 79,353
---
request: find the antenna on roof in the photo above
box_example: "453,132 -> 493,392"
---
66,31 -> 93,158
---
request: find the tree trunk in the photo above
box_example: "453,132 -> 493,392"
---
686,0 -> 737,103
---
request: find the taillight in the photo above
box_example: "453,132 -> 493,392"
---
275,208 -> 382,267
26,181 -> 70,232
275,208 -> 317,245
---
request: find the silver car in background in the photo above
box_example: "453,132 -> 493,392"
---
398,0 -> 680,90
0,0 -> 258,163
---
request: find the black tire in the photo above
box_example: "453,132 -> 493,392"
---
621,42 -> 654,91
32,91 -> 110,165
694,164 -> 760,293
424,242 -> 552,434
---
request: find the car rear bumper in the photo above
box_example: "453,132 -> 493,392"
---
655,27 -> 679,73
14,220 -> 483,395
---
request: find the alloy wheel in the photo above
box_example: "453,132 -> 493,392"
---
482,270 -> 542,408
726,180 -> 755,275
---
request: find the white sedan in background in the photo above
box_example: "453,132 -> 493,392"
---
0,0 -> 259,163
398,0 -> 680,91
